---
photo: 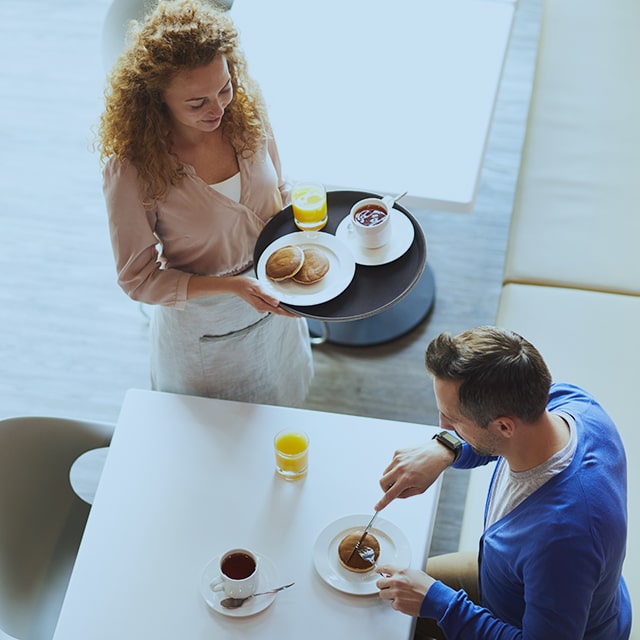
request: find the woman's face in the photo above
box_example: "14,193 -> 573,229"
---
163,56 -> 233,135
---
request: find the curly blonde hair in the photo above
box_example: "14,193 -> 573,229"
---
97,0 -> 269,204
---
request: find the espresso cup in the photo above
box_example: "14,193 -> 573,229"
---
349,197 -> 392,249
210,548 -> 259,598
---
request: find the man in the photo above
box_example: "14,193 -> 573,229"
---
375,326 -> 631,639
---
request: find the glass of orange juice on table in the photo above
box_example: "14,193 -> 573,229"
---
291,181 -> 327,231
274,430 -> 309,479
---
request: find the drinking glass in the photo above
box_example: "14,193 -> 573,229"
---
291,182 -> 327,232
274,430 -> 309,479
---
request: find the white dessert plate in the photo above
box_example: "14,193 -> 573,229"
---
200,552 -> 280,617
335,208 -> 415,266
313,514 -> 411,595
256,232 -> 356,305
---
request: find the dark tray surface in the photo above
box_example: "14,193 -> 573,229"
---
254,190 -> 427,321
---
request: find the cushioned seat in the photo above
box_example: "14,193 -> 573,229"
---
0,417 -> 113,640
502,0 -> 640,294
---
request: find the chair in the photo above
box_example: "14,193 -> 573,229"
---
0,417 -> 114,640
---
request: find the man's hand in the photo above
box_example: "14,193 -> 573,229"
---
376,566 -> 436,616
375,440 -> 455,511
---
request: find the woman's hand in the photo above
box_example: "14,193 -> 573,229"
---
187,274 -> 297,317
375,441 -> 455,511
376,566 -> 435,617
230,275 -> 297,316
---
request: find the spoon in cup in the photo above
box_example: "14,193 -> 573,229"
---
381,190 -> 408,210
219,582 -> 295,609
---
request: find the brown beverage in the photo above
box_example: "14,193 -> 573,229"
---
354,204 -> 388,227
221,552 -> 256,580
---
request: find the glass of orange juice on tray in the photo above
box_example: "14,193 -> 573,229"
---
291,181 -> 327,231
274,429 -> 309,479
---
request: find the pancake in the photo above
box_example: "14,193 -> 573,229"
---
337,532 -> 380,573
292,247 -> 330,284
265,245 -> 305,281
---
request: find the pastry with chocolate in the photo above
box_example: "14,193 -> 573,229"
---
337,532 -> 381,573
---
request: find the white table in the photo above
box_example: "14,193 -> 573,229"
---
53,389 -> 442,640
231,0 -> 516,212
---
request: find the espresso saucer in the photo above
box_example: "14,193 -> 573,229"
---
200,552 -> 280,617
335,208 -> 415,266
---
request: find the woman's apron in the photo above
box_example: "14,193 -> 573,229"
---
150,291 -> 313,407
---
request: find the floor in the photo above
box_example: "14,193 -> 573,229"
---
0,0 -> 541,564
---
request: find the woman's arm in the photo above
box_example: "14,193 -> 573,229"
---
104,157 -> 192,308
104,157 -> 296,315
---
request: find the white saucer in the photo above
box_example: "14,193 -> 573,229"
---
335,208 -> 415,266
313,514 -> 411,595
256,231 -> 356,305
200,552 -> 280,617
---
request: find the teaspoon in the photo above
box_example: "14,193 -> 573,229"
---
381,190 -> 408,209
219,582 -> 295,609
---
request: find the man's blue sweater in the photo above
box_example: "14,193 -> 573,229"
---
420,383 -> 632,639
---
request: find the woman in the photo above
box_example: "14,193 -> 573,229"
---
97,0 -> 313,405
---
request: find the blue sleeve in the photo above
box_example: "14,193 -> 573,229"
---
452,441 -> 497,470
420,582 -> 523,639
421,492 -> 615,638
419,529 -> 597,639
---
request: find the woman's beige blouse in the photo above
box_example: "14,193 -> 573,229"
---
103,138 -> 289,309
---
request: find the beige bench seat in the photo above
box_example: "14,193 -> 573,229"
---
459,0 -> 640,635
503,0 -> 640,295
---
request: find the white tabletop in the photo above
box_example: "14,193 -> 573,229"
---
230,0 -> 515,212
53,390 -> 442,640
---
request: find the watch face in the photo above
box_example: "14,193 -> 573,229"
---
434,431 -> 462,461
439,432 -> 461,448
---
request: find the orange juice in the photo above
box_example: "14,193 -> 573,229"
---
291,182 -> 328,231
274,430 -> 309,479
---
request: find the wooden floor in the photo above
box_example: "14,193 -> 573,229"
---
0,0 -> 540,558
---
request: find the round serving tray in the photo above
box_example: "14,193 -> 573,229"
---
253,190 -> 427,321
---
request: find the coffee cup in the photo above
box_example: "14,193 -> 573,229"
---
210,548 -> 259,598
349,197 -> 392,249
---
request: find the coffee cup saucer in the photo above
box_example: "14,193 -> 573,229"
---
335,208 -> 415,266
200,552 -> 279,617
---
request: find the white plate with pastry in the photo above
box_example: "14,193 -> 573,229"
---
313,514 -> 411,595
256,232 -> 356,305
335,208 -> 415,266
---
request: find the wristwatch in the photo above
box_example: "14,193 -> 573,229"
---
432,430 -> 463,462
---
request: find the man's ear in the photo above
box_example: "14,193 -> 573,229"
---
489,415 -> 516,438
